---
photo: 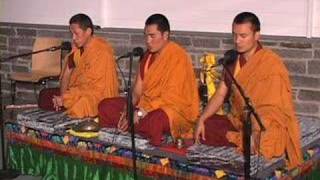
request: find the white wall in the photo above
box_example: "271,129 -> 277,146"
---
0,0 -> 104,27
312,0 -> 320,37
106,0 -> 310,37
1,0 -> 319,37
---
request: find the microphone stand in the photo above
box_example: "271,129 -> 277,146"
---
0,45 -> 64,179
1,46 -> 61,61
222,63 -> 266,180
126,53 -> 138,180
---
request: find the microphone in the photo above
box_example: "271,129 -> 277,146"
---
118,47 -> 144,59
218,49 -> 238,66
207,49 -> 238,69
49,41 -> 72,51
94,25 -> 101,30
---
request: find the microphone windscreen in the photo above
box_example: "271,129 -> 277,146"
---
61,41 -> 72,51
95,25 -> 101,30
224,49 -> 238,65
132,47 -> 144,56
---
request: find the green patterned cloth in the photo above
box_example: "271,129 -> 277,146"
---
8,144 -> 152,180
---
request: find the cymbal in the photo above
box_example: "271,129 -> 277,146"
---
72,120 -> 100,132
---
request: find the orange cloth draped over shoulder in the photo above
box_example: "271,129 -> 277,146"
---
137,41 -> 199,139
62,37 -> 119,118
226,48 -> 303,169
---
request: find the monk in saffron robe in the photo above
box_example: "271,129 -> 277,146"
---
38,13 -> 119,118
194,12 -> 302,169
98,14 -> 199,146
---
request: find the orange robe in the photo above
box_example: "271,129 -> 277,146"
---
62,36 -> 119,118
226,48 -> 303,168
137,41 -> 200,139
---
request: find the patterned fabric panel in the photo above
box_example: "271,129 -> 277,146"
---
16,108 -> 91,133
98,128 -> 154,150
11,109 -> 320,178
187,117 -> 320,176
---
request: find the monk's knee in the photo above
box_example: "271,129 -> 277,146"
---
98,98 -> 109,114
98,97 -> 125,128
98,97 -> 123,115
137,109 -> 170,146
98,99 -> 111,125
38,88 -> 60,111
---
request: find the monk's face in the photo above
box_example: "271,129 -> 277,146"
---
232,22 -> 260,55
70,23 -> 92,48
144,24 -> 169,53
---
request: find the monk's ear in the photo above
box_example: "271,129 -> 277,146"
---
163,31 -> 169,40
254,31 -> 260,41
85,28 -> 93,36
